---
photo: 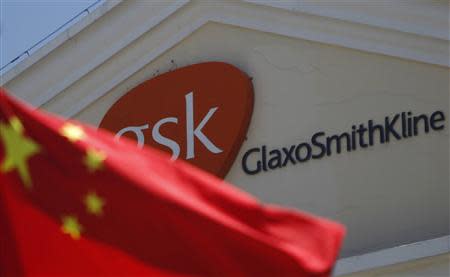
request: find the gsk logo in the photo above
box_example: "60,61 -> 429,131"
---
100,62 -> 254,178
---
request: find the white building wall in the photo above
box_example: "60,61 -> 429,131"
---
2,1 -> 449,275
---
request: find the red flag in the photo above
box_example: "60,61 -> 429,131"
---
0,89 -> 345,276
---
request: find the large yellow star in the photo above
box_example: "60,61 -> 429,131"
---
84,148 -> 106,172
61,215 -> 83,240
84,191 -> 105,216
0,117 -> 40,188
60,123 -> 85,142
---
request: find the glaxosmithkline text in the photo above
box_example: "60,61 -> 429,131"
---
242,110 -> 445,175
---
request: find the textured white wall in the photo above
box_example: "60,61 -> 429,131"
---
3,0 -> 449,272
73,22 -> 449,258
342,253 -> 449,276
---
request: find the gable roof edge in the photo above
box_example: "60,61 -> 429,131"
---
0,0 -> 122,86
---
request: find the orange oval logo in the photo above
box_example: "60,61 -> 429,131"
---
100,62 -> 254,178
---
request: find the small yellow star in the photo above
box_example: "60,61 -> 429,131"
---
10,117 -> 24,133
60,123 -> 85,142
83,148 -> 106,172
0,117 -> 40,188
61,215 -> 83,240
84,191 -> 105,216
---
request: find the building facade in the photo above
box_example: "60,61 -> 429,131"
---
1,1 -> 449,275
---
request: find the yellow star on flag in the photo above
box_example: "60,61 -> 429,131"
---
0,117 -> 40,188
60,123 -> 85,142
84,191 -> 105,216
61,215 -> 83,240
84,148 -> 106,172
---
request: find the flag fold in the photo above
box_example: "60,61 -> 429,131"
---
0,89 -> 344,276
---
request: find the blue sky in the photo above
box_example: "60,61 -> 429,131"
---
1,1 -> 98,69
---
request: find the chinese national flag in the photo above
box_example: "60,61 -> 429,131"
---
0,89 -> 345,276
